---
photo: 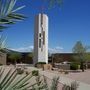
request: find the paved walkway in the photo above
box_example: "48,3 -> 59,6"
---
63,70 -> 90,84
25,66 -> 90,90
2,66 -> 90,90
39,70 -> 90,90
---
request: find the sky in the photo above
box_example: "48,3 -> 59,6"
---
1,0 -> 90,53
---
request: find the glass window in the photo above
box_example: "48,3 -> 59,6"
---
43,31 -> 45,45
39,39 -> 41,48
39,33 -> 41,37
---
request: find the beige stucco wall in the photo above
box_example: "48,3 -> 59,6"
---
0,52 -> 7,65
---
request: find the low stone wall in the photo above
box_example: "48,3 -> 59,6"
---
55,63 -> 70,70
0,52 -> 7,65
43,64 -> 52,70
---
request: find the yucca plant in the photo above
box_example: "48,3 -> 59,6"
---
0,67 -> 58,90
62,81 -> 79,90
39,76 -> 60,90
50,77 -> 59,90
0,0 -> 26,31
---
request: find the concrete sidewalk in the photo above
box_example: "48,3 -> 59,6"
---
24,66 -> 90,90
40,70 -> 90,90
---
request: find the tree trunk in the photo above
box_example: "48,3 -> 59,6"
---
80,61 -> 84,72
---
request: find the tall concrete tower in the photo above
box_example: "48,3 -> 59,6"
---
34,13 -> 48,64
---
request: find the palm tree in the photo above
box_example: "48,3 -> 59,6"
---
0,0 -> 26,31
0,0 -> 63,31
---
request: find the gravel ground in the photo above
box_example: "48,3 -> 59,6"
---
1,66 -> 90,90
58,70 -> 90,85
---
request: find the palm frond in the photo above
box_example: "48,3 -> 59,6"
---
7,13 -> 26,20
0,0 -> 26,30
0,25 -> 8,31
0,18 -> 15,24
12,5 -> 25,13
6,0 -> 17,15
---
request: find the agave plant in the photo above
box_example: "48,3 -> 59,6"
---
0,66 -> 61,90
0,67 -> 57,90
0,0 -> 26,31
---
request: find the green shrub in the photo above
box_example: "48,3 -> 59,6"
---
70,63 -> 78,70
0,63 -> 2,66
78,65 -> 80,69
16,68 -> 24,74
62,81 -> 79,90
32,70 -> 39,76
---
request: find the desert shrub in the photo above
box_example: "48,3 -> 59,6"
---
16,67 -> 24,74
62,81 -> 79,90
32,70 -> 39,76
64,71 -> 69,74
25,71 -> 29,75
70,63 -> 78,70
0,63 -> 2,66
50,77 -> 59,90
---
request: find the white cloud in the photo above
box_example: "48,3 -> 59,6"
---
55,46 -> 63,50
10,45 -> 34,52
49,46 -> 63,53
10,46 -> 63,53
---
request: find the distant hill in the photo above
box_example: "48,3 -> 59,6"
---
0,48 -> 32,55
0,48 -> 22,54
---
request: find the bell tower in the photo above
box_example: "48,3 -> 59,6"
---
33,13 -> 48,64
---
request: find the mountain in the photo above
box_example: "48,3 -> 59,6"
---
0,48 -> 20,54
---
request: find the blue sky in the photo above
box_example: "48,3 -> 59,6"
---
1,0 -> 90,53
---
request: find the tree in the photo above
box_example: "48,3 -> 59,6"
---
72,41 -> 86,72
84,53 -> 90,62
27,53 -> 33,58
0,0 -> 26,31
8,53 -> 22,64
0,0 -> 63,31
0,0 -> 26,62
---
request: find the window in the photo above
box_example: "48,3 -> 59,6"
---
39,39 -> 41,48
43,31 -> 45,45
41,14 -> 43,25
39,33 -> 41,37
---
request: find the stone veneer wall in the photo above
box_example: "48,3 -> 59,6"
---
0,52 -> 7,65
